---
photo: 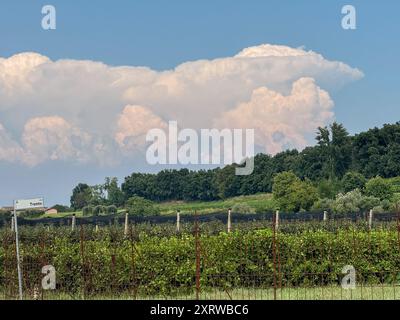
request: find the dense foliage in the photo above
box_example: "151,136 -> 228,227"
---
1,225 -> 399,297
71,122 -> 400,207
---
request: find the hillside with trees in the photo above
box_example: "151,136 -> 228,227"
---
68,121 -> 400,214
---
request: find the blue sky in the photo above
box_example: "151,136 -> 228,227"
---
0,0 -> 399,205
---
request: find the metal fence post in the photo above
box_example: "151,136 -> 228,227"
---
13,208 -> 23,300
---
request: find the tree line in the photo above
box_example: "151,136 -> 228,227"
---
70,121 -> 400,210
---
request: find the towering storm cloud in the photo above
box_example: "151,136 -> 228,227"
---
0,44 -> 363,166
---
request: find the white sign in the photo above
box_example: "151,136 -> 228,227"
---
14,198 -> 44,211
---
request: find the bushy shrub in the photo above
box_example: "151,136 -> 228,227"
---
82,205 -> 93,216
359,196 -> 381,212
106,205 -> 118,215
332,190 -> 389,214
372,206 -> 385,214
0,209 -> 11,220
126,196 -> 160,216
380,199 -> 392,212
365,176 -> 394,201
19,209 -> 44,219
332,189 -> 363,214
93,205 -> 106,216
341,172 -> 366,193
311,198 -> 334,212
388,177 -> 400,193
390,193 -> 400,211
317,179 -> 341,199
273,172 -> 318,212
2,228 -> 399,295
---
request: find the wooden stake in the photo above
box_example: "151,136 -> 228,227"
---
275,210 -> 280,230
227,208 -> 232,233
368,209 -> 373,230
71,214 -> 76,231
124,211 -> 129,237
176,210 -> 181,233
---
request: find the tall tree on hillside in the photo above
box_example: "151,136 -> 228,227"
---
352,123 -> 400,178
70,183 -> 93,210
104,177 -> 125,207
316,122 -> 352,180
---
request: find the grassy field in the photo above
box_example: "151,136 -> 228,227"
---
33,193 -> 276,219
158,193 -> 275,215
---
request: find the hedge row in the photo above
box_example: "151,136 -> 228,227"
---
1,229 -> 400,297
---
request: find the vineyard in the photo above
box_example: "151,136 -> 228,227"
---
1,213 -> 400,300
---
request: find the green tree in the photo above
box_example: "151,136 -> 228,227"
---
70,183 -> 93,210
273,171 -> 318,212
126,196 -> 160,216
311,198 -> 334,212
293,180 -> 319,212
317,179 -> 341,199
316,122 -> 352,180
341,171 -> 367,193
90,184 -> 107,206
332,189 -> 363,214
272,171 -> 300,201
214,166 -> 240,199
365,176 -> 394,201
104,177 -> 125,207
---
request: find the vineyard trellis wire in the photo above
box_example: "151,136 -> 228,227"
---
1,212 -> 400,300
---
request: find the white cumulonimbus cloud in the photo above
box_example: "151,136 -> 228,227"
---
115,105 -> 168,152
21,116 -> 92,166
0,44 -> 363,166
215,77 -> 334,154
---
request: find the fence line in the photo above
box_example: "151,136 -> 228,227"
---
1,211 -> 400,228
1,214 -> 400,300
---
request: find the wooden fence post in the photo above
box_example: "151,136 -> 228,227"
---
323,211 -> 328,222
369,209 -> 373,230
275,210 -> 280,230
227,208 -> 232,233
71,214 -> 76,231
124,211 -> 129,237
176,210 -> 181,233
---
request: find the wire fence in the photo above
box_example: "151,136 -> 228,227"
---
1,212 -> 400,300
0,210 -> 398,228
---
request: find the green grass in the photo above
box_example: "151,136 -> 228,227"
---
28,194 -> 275,219
5,285 -> 400,300
158,193 -> 276,216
